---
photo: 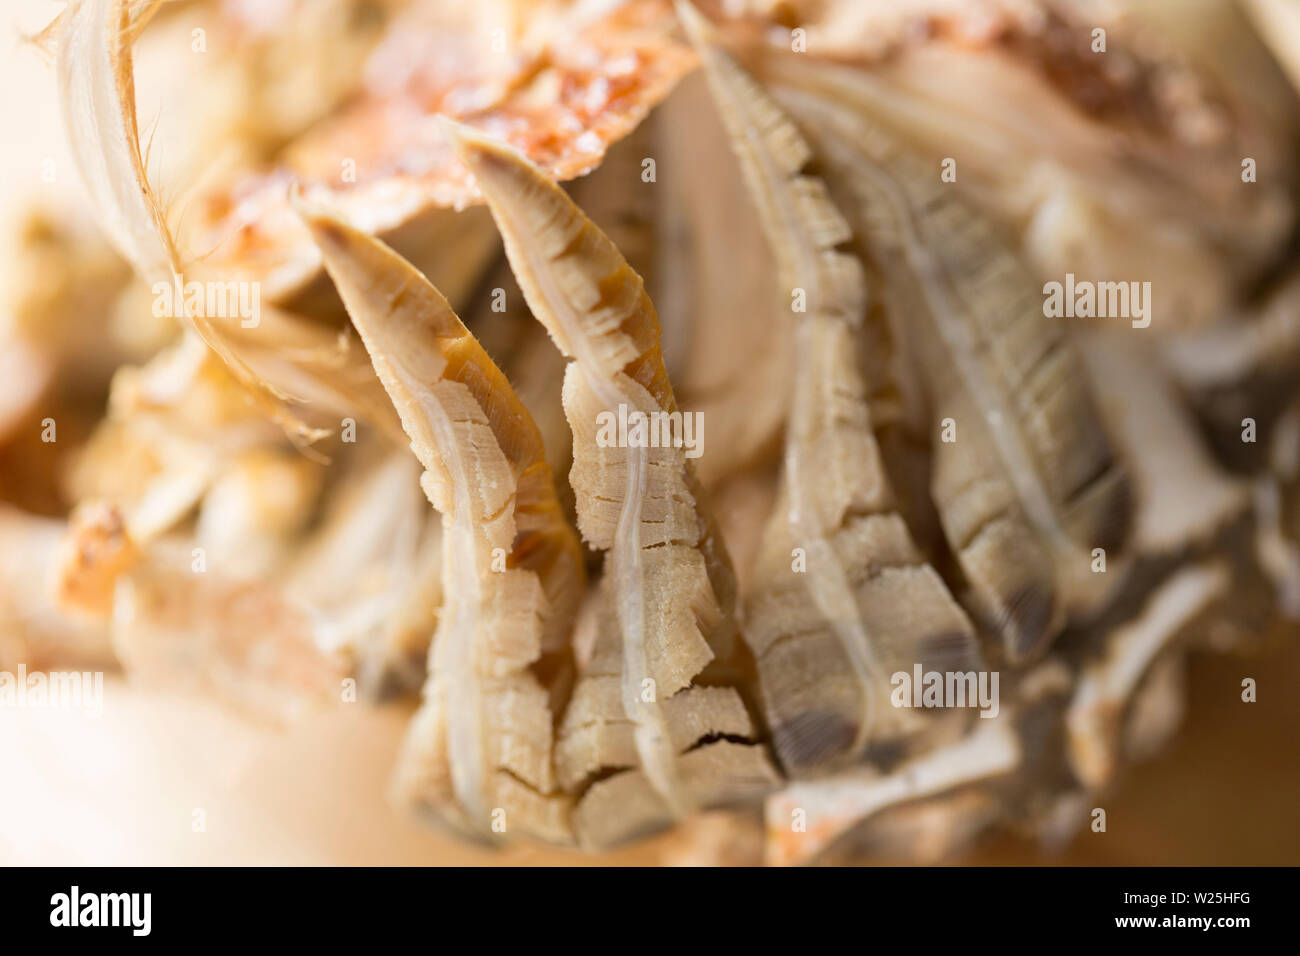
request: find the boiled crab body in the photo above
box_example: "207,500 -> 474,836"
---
8,0 -> 1298,863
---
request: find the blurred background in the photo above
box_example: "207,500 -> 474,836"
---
4,647 -> 1297,864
